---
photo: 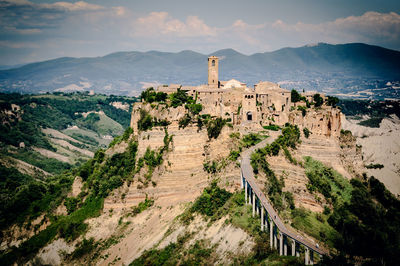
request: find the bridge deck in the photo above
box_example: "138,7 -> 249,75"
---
241,137 -> 327,256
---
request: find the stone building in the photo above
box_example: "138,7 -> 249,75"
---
155,56 -> 341,137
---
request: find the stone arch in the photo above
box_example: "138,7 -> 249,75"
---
212,59 -> 215,66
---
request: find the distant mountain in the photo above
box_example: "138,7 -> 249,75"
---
1,43 -> 399,96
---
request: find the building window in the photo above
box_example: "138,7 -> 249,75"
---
212,60 -> 215,66
247,111 -> 252,121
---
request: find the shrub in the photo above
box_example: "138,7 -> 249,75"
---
190,181 -> 232,217
169,89 -> 194,108
262,124 -> 280,131
206,117 -> 226,139
291,89 -> 301,103
186,103 -> 203,115
178,114 -> 191,129
303,127 -> 310,138
228,150 -> 240,161
137,109 -> 153,131
326,96 -> 339,107
131,196 -> 154,216
313,94 -> 323,107
365,163 -> 384,169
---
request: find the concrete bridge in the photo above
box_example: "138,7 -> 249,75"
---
240,137 -> 326,265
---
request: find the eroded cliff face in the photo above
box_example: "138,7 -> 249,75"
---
289,107 -> 341,138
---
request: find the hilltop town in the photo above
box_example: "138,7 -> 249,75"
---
132,56 -> 341,138
1,56 -> 399,266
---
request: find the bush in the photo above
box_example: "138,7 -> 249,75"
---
137,109 -> 153,131
140,87 -> 167,103
262,124 -> 280,131
169,89 -> 194,108
326,96 -> 339,107
206,117 -> 226,139
131,196 -> 154,216
303,127 -> 310,138
365,163 -> 384,169
313,94 -> 323,107
190,181 -> 232,217
186,103 -> 203,115
178,114 -> 191,129
291,89 -> 301,103
228,150 -> 240,161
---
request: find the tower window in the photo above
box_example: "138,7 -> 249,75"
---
212,60 -> 215,66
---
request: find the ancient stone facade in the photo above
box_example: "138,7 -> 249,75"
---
151,56 -> 341,137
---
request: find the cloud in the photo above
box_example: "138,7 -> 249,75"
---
0,1 -> 399,65
42,1 -> 104,11
133,11 -> 217,37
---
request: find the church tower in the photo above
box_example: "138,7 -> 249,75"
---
208,56 -> 219,88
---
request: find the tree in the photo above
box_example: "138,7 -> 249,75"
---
291,89 -> 301,103
326,96 -> 339,107
313,94 -> 324,107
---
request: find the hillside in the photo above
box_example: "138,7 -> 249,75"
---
1,89 -> 399,266
1,43 -> 399,99
0,92 -> 138,177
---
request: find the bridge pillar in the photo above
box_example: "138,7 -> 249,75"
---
284,237 -> 288,256
279,233 -> 283,255
305,247 -> 310,265
291,239 -> 296,256
309,250 -> 314,265
274,230 -> 278,249
261,207 -> 264,231
252,192 -> 255,217
270,219 -> 274,250
248,187 -> 252,204
244,180 -> 247,204
241,174 -> 244,189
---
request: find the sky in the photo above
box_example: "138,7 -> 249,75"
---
0,0 -> 399,65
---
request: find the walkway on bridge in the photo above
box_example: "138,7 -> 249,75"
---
240,135 -> 327,265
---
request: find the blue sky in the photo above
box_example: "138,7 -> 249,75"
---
0,0 -> 399,64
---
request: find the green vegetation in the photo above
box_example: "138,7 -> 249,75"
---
240,133 -> 264,148
190,181 -> 232,217
140,87 -> 167,103
304,156 -> 352,206
326,96 -> 339,107
108,127 -> 133,148
185,103 -> 203,115
313,93 -> 323,107
180,181 -> 232,224
0,164 -> 73,230
297,105 -> 307,116
169,88 -> 195,108
262,124 -> 280,131
358,117 -> 383,128
0,196 -> 103,265
338,99 -> 400,128
365,163 -> 384,169
303,127 -> 310,138
6,148 -> 73,174
325,177 -> 400,265
130,235 -> 215,266
178,113 -> 191,129
283,146 -> 297,165
137,109 -> 169,131
291,89 -> 301,102
206,117 -> 226,139
130,196 -> 155,216
291,207 -> 339,248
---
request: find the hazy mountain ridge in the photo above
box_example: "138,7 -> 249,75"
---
0,43 -> 399,97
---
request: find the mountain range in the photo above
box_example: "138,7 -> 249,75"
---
1,43 -> 399,96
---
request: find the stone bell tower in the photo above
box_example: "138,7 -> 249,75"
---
208,56 -> 219,88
